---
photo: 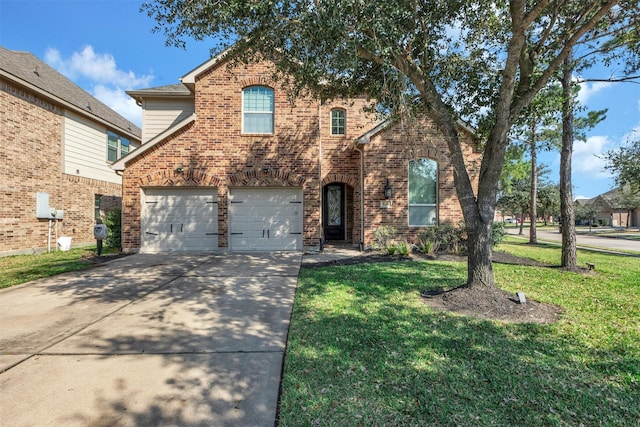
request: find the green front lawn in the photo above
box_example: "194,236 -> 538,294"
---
279,243 -> 640,426
0,247 -> 105,289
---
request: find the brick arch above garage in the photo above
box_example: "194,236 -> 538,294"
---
228,169 -> 306,187
322,173 -> 358,189
138,169 -> 221,187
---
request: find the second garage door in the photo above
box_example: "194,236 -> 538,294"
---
229,188 -> 303,251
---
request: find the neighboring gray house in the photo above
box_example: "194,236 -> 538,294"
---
0,46 -> 141,256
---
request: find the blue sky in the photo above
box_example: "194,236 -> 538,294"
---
1,0 -> 638,199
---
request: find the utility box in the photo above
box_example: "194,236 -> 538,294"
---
36,192 -> 50,218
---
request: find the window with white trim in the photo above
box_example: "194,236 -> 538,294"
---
242,86 -> 274,134
330,109 -> 346,135
107,132 -> 131,162
408,158 -> 438,226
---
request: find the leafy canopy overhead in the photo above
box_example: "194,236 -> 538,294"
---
143,1 -> 628,128
142,0 -> 636,287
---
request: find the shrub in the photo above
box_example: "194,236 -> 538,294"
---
103,209 -> 121,250
492,221 -> 507,246
373,225 -> 397,250
395,240 -> 411,256
417,224 -> 466,255
420,239 -> 441,256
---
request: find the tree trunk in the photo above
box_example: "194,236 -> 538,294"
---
560,52 -> 577,270
530,135 -> 538,244
519,209 -> 525,235
466,219 -> 494,287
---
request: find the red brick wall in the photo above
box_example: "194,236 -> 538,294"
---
122,61 -> 327,251
0,79 -> 122,256
120,59 -> 480,252
363,120 -> 481,246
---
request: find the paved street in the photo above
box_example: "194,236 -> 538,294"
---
507,226 -> 640,253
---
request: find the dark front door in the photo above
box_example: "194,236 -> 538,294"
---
324,184 -> 345,240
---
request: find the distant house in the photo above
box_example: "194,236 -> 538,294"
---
575,187 -> 639,227
0,46 -> 141,256
112,52 -> 480,253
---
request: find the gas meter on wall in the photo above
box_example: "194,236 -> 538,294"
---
36,193 -> 64,219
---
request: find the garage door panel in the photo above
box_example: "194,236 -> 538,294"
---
229,188 -> 302,251
142,188 -> 218,253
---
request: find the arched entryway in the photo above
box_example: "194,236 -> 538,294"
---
323,182 -> 355,242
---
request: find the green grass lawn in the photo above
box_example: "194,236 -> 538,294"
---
279,242 -> 640,426
0,246 -> 106,289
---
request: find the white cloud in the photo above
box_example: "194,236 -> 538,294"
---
92,85 -> 142,127
576,81 -> 613,105
572,135 -> 614,178
44,45 -> 150,126
45,45 -> 153,88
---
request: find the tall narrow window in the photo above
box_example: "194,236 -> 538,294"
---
120,137 -> 130,156
107,132 -> 119,162
243,86 -> 274,134
330,109 -> 346,135
408,159 -> 438,226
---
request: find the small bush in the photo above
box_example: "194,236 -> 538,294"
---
373,225 -> 397,250
420,239 -> 440,256
492,222 -> 507,246
417,224 -> 467,255
395,240 -> 411,256
102,209 -> 121,250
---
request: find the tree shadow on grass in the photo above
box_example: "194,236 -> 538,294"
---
279,261 -> 640,426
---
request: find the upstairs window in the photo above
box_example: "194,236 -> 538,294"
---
107,132 -> 131,162
408,158 -> 438,226
243,86 -> 274,134
330,109 -> 346,135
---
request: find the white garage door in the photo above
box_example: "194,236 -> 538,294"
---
229,188 -> 303,251
141,188 -> 218,252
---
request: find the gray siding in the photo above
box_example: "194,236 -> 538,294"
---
142,98 -> 194,143
63,111 -> 122,185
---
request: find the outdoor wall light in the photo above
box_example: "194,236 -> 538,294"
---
175,167 -> 184,173
384,178 -> 393,199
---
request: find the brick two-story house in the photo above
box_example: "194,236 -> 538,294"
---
113,52 -> 480,253
0,46 -> 141,256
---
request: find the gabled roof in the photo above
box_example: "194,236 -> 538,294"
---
575,187 -> 633,209
355,117 -> 478,148
0,46 -> 140,140
111,113 -> 196,171
180,49 -> 231,91
126,84 -> 193,104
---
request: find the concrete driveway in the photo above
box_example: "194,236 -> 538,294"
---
0,252 -> 300,426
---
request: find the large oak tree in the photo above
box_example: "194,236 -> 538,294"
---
143,0 -> 635,288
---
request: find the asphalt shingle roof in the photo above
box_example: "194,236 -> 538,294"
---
0,46 -> 141,139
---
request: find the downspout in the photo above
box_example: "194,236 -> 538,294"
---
353,143 -> 365,251
318,101 -> 324,251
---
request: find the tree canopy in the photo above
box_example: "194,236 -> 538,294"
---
603,137 -> 640,193
143,0 -> 639,287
